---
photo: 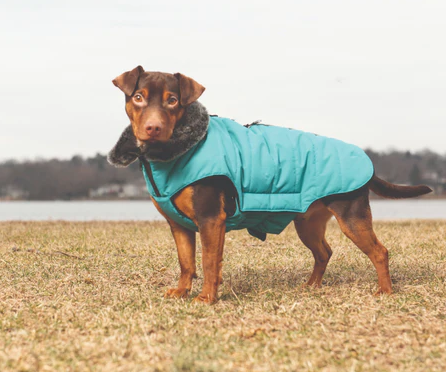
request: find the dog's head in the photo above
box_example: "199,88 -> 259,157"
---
112,66 -> 205,145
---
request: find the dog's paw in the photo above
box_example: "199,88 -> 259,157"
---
374,288 -> 393,296
192,294 -> 217,305
164,288 -> 190,299
301,282 -> 322,290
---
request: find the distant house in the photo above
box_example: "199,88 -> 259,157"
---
0,185 -> 29,200
89,182 -> 149,199
89,184 -> 121,198
118,183 -> 148,198
422,171 -> 446,196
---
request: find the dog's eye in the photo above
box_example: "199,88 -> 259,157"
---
168,97 -> 178,105
134,94 -> 143,102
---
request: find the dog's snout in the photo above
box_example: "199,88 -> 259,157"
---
145,122 -> 162,137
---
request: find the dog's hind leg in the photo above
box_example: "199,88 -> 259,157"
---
294,208 -> 333,287
325,187 -> 392,295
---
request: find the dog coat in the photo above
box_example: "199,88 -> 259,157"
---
141,116 -> 374,240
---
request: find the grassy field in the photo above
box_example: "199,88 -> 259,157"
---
0,220 -> 445,372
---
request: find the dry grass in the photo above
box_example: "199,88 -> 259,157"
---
0,220 -> 445,372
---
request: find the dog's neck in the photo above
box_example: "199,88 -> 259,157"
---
107,101 -> 209,166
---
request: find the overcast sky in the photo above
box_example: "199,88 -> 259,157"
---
0,0 -> 445,161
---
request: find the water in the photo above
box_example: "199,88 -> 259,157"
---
0,199 -> 444,221
0,201 -> 165,221
369,199 -> 445,220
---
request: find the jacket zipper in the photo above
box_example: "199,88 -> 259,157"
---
139,156 -> 161,197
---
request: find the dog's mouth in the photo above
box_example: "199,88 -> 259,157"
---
134,126 -> 174,146
136,137 -> 158,148
137,136 -> 170,147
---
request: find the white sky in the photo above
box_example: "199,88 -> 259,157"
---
0,0 -> 445,161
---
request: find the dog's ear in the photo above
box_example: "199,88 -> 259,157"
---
112,66 -> 145,96
174,73 -> 205,106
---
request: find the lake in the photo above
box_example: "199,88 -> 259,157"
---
0,199 -> 445,221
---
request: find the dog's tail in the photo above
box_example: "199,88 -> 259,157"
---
369,175 -> 432,199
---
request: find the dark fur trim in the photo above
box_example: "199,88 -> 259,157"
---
108,101 -> 209,166
107,125 -> 141,167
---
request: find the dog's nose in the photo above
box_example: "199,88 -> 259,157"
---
145,123 -> 162,137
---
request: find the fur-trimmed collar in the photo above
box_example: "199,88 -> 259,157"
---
107,101 -> 209,166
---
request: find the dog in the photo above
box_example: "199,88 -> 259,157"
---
108,65 -> 432,304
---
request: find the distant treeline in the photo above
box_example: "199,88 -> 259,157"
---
0,149 -> 445,200
364,149 -> 445,193
0,154 -> 143,200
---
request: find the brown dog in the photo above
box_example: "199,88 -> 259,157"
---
111,66 -> 432,304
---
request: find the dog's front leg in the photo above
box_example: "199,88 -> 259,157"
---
193,213 -> 226,304
164,222 -> 197,299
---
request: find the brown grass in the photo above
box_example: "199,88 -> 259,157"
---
0,220 -> 445,371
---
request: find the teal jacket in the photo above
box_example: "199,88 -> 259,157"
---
142,116 -> 374,240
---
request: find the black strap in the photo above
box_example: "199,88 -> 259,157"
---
244,119 -> 263,128
139,156 -> 161,197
